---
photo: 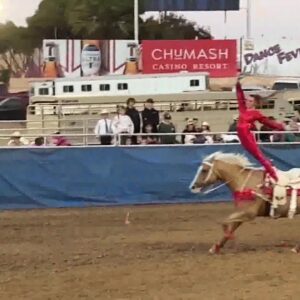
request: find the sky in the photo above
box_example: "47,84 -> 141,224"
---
0,0 -> 300,40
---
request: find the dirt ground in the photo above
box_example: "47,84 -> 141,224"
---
0,203 -> 299,300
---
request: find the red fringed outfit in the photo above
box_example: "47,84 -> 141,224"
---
236,82 -> 284,181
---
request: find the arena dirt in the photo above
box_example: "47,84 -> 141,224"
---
0,203 -> 299,300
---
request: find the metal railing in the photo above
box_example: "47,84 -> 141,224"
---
27,99 -> 276,117
1,131 -> 300,147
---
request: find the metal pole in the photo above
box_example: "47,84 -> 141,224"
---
246,0 -> 252,39
134,0 -> 139,42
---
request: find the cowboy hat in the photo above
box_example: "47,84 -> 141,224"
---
202,121 -> 210,126
100,109 -> 109,114
11,131 -> 21,138
186,118 -> 195,125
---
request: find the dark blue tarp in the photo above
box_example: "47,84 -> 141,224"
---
0,144 -> 299,210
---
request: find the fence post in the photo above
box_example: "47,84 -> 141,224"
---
41,106 -> 46,136
83,119 -> 88,146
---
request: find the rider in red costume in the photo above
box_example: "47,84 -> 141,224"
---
236,80 -> 285,181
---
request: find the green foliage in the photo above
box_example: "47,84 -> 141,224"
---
27,0 -> 72,41
0,0 -> 212,74
0,69 -> 11,85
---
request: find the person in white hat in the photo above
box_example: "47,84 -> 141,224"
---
94,109 -> 113,145
7,131 -> 29,146
182,118 -> 197,144
201,121 -> 210,131
201,121 -> 214,144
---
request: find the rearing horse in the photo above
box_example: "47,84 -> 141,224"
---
190,151 -> 300,254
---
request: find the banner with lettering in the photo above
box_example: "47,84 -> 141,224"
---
242,38 -> 300,76
142,40 -> 237,77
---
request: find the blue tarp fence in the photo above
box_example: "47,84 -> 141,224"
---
0,144 -> 299,210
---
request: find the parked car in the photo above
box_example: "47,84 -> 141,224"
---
0,97 -> 28,120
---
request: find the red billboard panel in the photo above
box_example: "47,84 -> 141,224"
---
142,40 -> 237,77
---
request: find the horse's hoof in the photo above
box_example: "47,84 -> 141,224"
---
209,244 -> 221,255
291,246 -> 299,254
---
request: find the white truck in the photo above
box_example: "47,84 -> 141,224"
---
272,78 -> 300,91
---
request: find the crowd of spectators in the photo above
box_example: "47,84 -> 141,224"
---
6,131 -> 72,147
5,98 -> 300,147
94,98 -> 300,145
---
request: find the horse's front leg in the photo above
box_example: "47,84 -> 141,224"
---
209,209 -> 256,254
209,221 -> 241,254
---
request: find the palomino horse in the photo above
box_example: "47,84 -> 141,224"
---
190,151 -> 300,254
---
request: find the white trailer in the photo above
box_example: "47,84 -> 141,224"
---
30,72 -> 209,103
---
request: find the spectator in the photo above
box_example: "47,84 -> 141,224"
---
126,98 -> 140,144
201,121 -> 211,132
112,105 -> 134,145
259,116 -> 276,142
139,124 -> 158,145
8,131 -> 29,146
201,121 -> 214,144
213,134 -> 224,143
33,136 -> 45,146
182,119 -> 197,144
125,137 -> 133,145
228,115 -> 238,132
52,131 -> 72,146
141,98 -> 159,133
272,132 -> 285,143
193,128 -> 207,144
284,119 -> 300,142
158,112 -> 176,144
94,109 -> 113,145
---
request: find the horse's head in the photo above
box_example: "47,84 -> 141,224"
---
189,152 -> 222,193
189,151 -> 253,193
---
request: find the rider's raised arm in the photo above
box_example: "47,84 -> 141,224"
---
256,112 -> 285,131
236,81 -> 246,113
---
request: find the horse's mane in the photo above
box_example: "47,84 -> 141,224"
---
204,151 -> 253,168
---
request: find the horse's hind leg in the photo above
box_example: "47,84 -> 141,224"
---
209,210 -> 256,254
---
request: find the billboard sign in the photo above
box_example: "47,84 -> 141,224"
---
142,40 -> 237,77
42,39 -> 140,78
242,38 -> 300,76
144,0 -> 240,11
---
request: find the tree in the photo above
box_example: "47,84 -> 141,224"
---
0,69 -> 11,88
26,0 -> 212,40
66,0 -> 136,39
0,22 -> 42,77
0,0 -> 213,77
26,0 -> 72,41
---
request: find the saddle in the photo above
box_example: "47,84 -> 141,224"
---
264,168 -> 300,219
